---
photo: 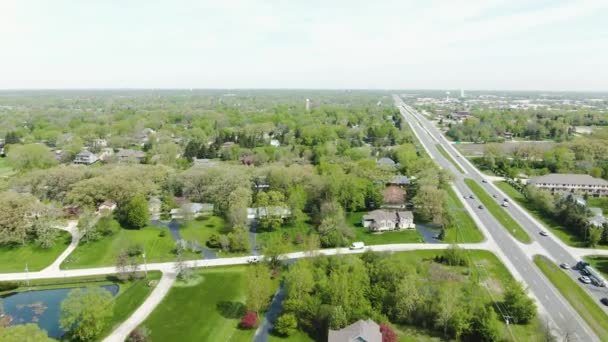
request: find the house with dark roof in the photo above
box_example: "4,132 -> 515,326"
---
387,175 -> 410,186
328,319 -> 381,342
528,174 -> 608,197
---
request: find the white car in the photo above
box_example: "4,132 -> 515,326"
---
560,263 -> 570,269
247,256 -> 260,264
579,276 -> 592,284
350,242 -> 365,250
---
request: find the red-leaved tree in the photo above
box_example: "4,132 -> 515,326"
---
380,324 -> 397,342
240,311 -> 258,329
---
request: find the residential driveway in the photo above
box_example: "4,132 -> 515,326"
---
415,224 -> 442,244
252,280 -> 286,342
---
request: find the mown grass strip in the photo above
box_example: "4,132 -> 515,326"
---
435,144 -> 465,174
534,255 -> 608,341
464,178 -> 531,243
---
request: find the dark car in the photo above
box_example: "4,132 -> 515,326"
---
478,205 -> 484,209
601,298 -> 608,306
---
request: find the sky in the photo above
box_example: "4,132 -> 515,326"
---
1,0 -> 607,91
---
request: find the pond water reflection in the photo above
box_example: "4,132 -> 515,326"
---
1,284 -> 118,339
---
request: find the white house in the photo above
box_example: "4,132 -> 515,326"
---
247,207 -> 291,220
74,150 -> 98,165
362,210 -> 415,231
170,202 -> 214,220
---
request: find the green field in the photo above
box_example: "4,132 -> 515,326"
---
464,178 -> 531,243
0,231 -> 71,272
347,212 -> 425,244
445,187 -> 484,243
268,331 -> 314,342
141,266 -> 270,342
436,144 -> 465,174
256,220 -> 314,253
587,197 -> 608,213
534,255 -> 608,341
62,226 -> 200,269
0,157 -> 14,177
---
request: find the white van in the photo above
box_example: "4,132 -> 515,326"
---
350,242 -> 365,250
502,201 -> 509,207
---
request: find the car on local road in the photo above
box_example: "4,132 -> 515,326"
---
482,179 -> 487,183
468,195 -> 474,199
539,231 -> 549,236
478,205 -> 484,209
579,276 -> 592,284
560,263 -> 570,269
601,298 -> 608,306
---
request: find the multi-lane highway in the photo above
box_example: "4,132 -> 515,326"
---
394,94 -> 601,341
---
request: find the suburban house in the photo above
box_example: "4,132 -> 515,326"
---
73,150 -> 98,165
192,158 -> 219,167
116,149 -> 145,162
247,206 -> 291,220
377,157 -> 396,168
92,138 -> 108,148
170,202 -> 214,220
328,319 -> 381,342
97,200 -> 117,212
387,175 -> 410,187
362,209 -> 415,231
528,174 -> 608,197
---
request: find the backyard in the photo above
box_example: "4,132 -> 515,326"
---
62,225 -> 199,269
0,231 -> 71,272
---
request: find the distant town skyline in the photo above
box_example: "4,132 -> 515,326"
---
1,0 -> 607,91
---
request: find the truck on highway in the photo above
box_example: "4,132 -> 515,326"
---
576,261 -> 607,287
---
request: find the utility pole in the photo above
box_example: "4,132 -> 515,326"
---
142,251 -> 148,279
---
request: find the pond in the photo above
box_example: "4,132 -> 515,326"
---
1,284 -> 119,339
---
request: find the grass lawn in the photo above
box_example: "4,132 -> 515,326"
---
464,178 -> 531,243
268,331 -> 314,342
0,157 -> 14,177
256,220 -> 315,253
0,231 -> 71,272
494,181 -> 593,248
445,187 -> 484,243
62,226 -> 200,269
534,255 -> 608,341
584,255 -> 608,278
587,197 -> 608,213
179,216 -> 228,246
142,266 -> 276,342
436,144 -> 465,174
347,212 -> 425,244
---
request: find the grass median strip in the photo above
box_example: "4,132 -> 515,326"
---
435,144 -> 465,174
534,255 -> 608,341
464,178 -> 531,243
445,187 -> 484,243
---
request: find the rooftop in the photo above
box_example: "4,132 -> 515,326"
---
328,319 -> 381,342
529,174 -> 608,186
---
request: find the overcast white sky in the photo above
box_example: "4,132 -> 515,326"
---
1,0 -> 607,90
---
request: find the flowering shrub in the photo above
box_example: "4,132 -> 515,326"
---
240,311 -> 258,329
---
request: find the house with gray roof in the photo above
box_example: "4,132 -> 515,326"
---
362,209 -> 414,231
377,157 -> 396,167
528,174 -> 608,197
74,150 -> 98,165
116,149 -> 146,162
328,319 -> 381,342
